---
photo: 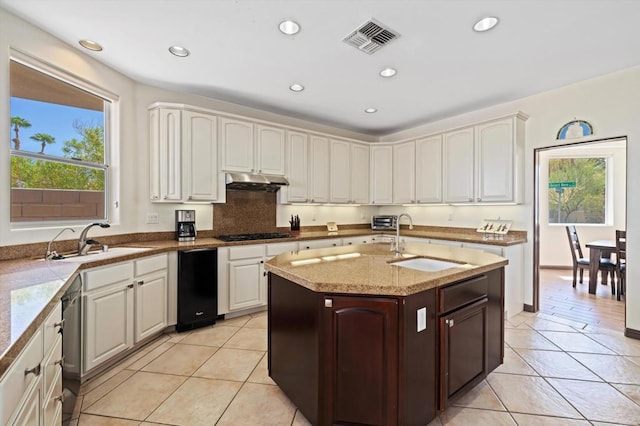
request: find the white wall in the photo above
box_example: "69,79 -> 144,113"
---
539,142 -> 626,267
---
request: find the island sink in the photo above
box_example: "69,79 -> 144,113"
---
392,257 -> 468,272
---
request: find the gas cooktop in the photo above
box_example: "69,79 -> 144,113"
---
216,232 -> 293,242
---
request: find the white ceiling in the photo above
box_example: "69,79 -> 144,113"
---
2,0 -> 640,137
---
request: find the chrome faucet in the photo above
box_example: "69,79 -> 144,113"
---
78,222 -> 110,255
45,227 -> 75,260
393,213 -> 414,257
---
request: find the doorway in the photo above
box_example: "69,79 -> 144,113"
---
533,137 -> 627,329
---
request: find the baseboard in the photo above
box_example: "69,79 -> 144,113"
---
625,328 -> 640,340
523,304 -> 535,313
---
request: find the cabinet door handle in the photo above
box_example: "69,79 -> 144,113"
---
138,280 -> 145,286
476,198 -> 482,202
127,283 -> 134,289
446,319 -> 455,327
263,272 -> 267,277
54,319 -> 65,334
324,298 -> 333,308
55,393 -> 65,404
163,195 -> 168,200
25,363 -> 41,377
55,356 -> 65,368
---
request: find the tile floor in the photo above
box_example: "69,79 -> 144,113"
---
539,268 -> 625,331
70,310 -> 640,425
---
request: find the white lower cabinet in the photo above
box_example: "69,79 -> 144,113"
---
342,236 -> 372,245
299,238 -> 343,250
462,242 -> 524,319
83,282 -> 134,373
82,254 -> 168,375
0,302 -> 63,426
229,258 -> 265,311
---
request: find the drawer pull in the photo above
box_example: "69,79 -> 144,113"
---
25,363 -> 41,377
446,319 -> 455,327
55,356 -> 65,368
127,283 -> 134,289
138,280 -> 145,286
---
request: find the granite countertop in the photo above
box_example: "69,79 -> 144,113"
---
0,226 -> 524,378
265,242 -> 508,296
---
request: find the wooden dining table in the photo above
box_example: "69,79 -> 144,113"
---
585,240 -> 616,294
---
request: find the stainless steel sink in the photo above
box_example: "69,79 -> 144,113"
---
52,247 -> 152,263
392,257 -> 470,272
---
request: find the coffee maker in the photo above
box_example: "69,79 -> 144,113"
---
175,210 -> 196,242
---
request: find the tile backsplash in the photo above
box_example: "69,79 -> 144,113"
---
212,190 -> 277,235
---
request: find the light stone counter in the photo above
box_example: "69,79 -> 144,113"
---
265,242 -> 508,296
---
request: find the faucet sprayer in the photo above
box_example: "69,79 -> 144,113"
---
78,222 -> 110,255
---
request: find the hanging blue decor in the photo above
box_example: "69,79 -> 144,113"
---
557,119 -> 594,139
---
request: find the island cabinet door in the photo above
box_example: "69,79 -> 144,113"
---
439,298 -> 488,409
322,296 -> 399,426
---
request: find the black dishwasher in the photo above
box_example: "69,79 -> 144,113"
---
177,248 -> 218,332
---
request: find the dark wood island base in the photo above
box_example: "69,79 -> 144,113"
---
268,267 -> 504,426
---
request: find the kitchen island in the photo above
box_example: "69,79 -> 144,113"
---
265,242 -> 507,426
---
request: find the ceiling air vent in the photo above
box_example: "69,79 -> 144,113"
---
343,19 -> 400,54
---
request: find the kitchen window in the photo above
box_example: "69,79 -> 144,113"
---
547,157 -> 609,225
9,56 -> 115,224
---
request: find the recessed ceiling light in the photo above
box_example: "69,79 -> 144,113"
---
289,83 -> 304,92
279,20 -> 301,35
380,68 -> 397,78
169,46 -> 190,57
473,16 -> 499,32
365,108 -> 377,114
79,40 -> 103,51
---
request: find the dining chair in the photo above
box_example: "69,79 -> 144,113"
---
565,225 -> 615,288
615,230 -> 626,301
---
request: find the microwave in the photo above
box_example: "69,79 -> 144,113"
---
371,215 -> 398,230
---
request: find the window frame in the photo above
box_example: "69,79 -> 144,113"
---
9,49 -> 119,228
546,154 -> 612,227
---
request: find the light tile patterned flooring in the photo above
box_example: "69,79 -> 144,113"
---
71,282 -> 639,425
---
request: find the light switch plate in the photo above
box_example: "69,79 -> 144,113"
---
417,307 -> 426,332
146,212 -> 159,224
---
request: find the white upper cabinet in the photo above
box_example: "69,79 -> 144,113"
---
182,110 -> 220,202
350,143 -> 370,204
255,125 -> 286,175
150,107 -> 182,202
219,117 -> 255,173
280,130 -> 309,203
443,114 -> 527,204
392,141 -> 416,204
476,117 -> 523,203
415,135 -> 443,203
330,139 -> 351,203
443,127 -> 475,203
309,136 -> 330,203
370,145 -> 393,204
150,105 -> 224,203
220,118 -> 285,175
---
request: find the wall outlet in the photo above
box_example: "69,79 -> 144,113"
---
417,307 -> 427,332
146,212 -> 159,224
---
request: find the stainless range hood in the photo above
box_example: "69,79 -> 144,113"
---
225,172 -> 289,192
